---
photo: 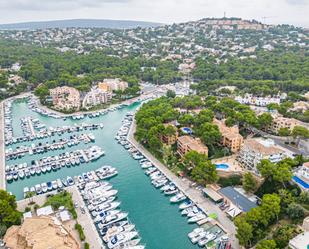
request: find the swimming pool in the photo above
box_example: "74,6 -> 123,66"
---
216,164 -> 229,170
292,176 -> 309,189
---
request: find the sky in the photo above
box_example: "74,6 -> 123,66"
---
0,0 -> 308,28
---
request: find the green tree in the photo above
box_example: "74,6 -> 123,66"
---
286,203 -> 305,221
292,126 -> 309,146
235,216 -> 253,247
190,160 -> 218,185
273,225 -> 297,249
243,172 -> 258,193
278,127 -> 291,136
166,90 -> 176,98
256,240 -> 277,249
258,113 -> 273,130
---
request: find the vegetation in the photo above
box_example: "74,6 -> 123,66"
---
0,190 -> 22,237
44,191 -> 77,219
84,242 -> 90,249
242,172 -> 258,193
75,223 -> 86,241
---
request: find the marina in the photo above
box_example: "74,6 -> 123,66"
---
4,96 -> 231,249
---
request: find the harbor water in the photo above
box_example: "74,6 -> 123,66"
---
6,99 -> 197,249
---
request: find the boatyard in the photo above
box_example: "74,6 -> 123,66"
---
2,95 -> 232,249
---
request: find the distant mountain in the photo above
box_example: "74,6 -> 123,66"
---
0,19 -> 163,30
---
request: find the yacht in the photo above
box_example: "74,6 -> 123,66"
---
198,233 -> 217,247
24,168 -> 30,178
164,187 -> 178,195
188,213 -> 207,223
179,200 -> 193,210
191,231 -> 209,244
91,202 -> 121,217
47,182 -> 53,191
103,224 -> 135,243
98,220 -> 128,232
18,170 -> 25,179
57,179 -> 63,188
170,193 -> 186,203
94,210 -> 121,223
41,182 -> 48,193
113,239 -> 141,249
107,231 -> 138,249
35,184 -> 42,195
188,227 -> 205,239
101,212 -> 128,227
52,180 -> 58,190
187,207 -> 203,218
67,176 -> 75,186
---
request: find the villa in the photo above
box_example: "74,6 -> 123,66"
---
177,135 -> 208,157
4,216 -> 80,249
237,138 -> 286,174
235,94 -> 281,107
49,86 -> 80,111
82,87 -> 112,109
213,119 -> 243,153
98,78 -> 129,92
293,162 -> 309,191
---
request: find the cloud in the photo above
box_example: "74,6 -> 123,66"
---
0,0 -> 130,11
286,0 -> 309,5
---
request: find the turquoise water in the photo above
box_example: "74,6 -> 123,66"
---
216,164 -> 229,170
292,176 -> 309,189
6,100 -> 197,249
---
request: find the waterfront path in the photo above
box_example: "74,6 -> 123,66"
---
128,120 -> 239,249
17,186 -> 105,249
0,100 -> 6,190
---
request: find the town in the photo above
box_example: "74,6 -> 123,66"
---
0,12 -> 308,249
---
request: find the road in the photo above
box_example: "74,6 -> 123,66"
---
127,119 -> 239,249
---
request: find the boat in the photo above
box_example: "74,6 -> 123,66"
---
179,200 -> 193,210
94,210 -> 121,223
170,193 -> 186,203
98,220 -> 128,232
35,184 -> 42,194
91,202 -> 121,217
6,173 -> 13,182
47,182 -> 53,191
113,239 -> 141,249
187,207 -> 203,218
188,227 -> 205,239
61,178 -> 68,187
18,170 -> 25,179
101,212 -> 128,227
191,231 -> 209,244
23,187 -> 29,197
30,167 -> 36,175
41,182 -> 48,193
57,179 -> 63,188
103,224 -> 135,243
188,213 -> 207,223
107,231 -> 138,249
13,171 -> 18,180
164,187 -> 178,195
198,233 -> 217,247
67,176 -> 75,186
52,180 -> 58,190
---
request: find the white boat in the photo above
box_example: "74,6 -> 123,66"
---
101,212 -> 128,227
188,227 -> 204,239
103,224 -> 135,242
164,188 -> 178,195
179,200 -> 194,210
113,239 -> 141,249
191,231 -> 209,244
198,233 -> 217,247
187,206 -> 203,218
94,210 -> 121,223
35,184 -> 42,194
57,179 -> 63,188
188,213 -> 207,223
170,192 -> 186,203
41,182 -> 48,193
107,231 -> 138,249
91,202 -> 121,217
51,180 -> 58,190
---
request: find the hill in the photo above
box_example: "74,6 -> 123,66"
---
0,19 -> 163,30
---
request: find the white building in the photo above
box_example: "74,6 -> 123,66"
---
237,138 -> 286,174
82,87 -> 112,109
235,94 -> 281,107
289,232 -> 309,249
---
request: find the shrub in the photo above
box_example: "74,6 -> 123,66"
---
75,223 -> 85,241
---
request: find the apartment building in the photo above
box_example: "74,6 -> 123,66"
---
82,87 -> 112,109
98,78 -> 129,92
177,135 -> 208,157
237,138 -> 286,173
270,116 -> 299,134
213,119 -> 244,153
49,86 -> 80,111
160,124 -> 178,145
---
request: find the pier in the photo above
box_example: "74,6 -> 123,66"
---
0,100 -> 6,189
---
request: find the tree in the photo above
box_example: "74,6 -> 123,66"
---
190,160 -> 218,185
286,203 -> 305,221
278,127 -> 291,136
258,113 -> 273,130
261,194 -> 281,222
273,225 -> 297,249
166,90 -> 176,98
183,150 -> 208,170
0,190 -> 21,234
243,172 -> 258,193
257,160 -> 276,179
235,216 -> 253,247
196,123 -> 221,147
256,240 -> 277,249
292,126 -> 309,146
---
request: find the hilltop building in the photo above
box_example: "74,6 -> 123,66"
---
4,216 -> 80,249
213,119 -> 243,153
177,135 -> 208,157
82,87 -> 112,109
49,86 -> 80,111
237,138 -> 286,174
235,94 -> 281,107
98,78 -> 128,92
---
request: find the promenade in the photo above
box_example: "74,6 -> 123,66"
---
0,100 -> 6,190
17,186 -> 105,249
127,120 -> 239,249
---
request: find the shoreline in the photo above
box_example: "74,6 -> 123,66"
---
127,118 -> 239,249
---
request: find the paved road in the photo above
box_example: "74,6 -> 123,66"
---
0,100 -> 6,190
128,120 -> 239,249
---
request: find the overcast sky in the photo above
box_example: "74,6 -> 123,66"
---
0,0 -> 308,27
